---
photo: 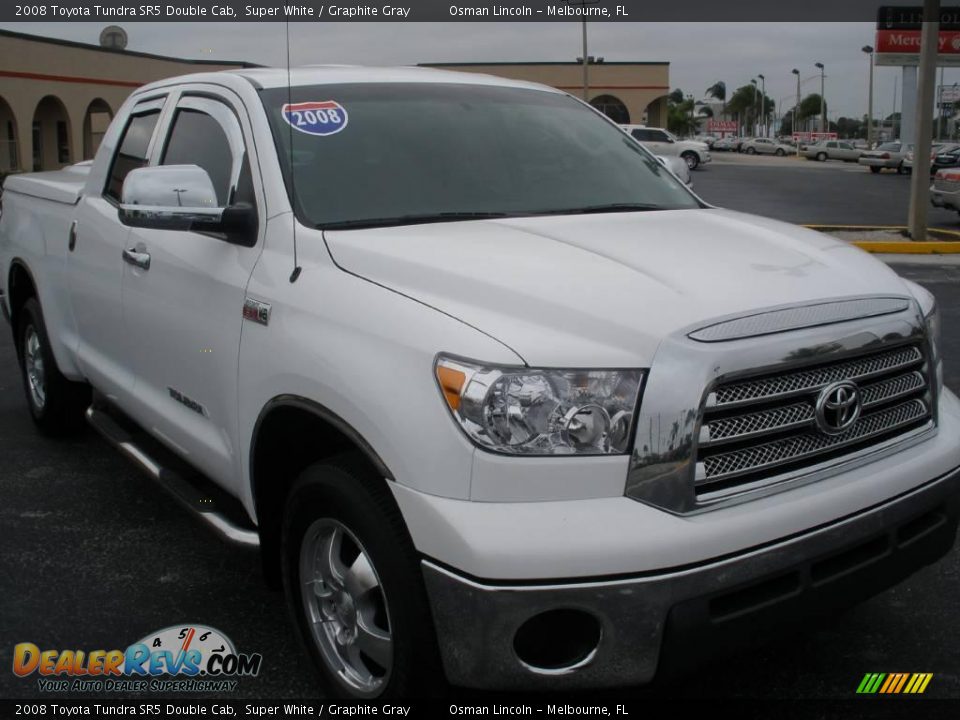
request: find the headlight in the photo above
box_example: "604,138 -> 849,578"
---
925,301 -> 943,395
435,355 -> 644,455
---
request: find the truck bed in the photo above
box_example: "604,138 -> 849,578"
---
2,161 -> 92,206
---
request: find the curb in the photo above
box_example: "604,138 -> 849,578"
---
803,224 -> 960,254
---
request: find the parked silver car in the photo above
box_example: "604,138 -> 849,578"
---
859,141 -> 913,174
657,155 -> 692,188
740,137 -> 793,156
804,140 -> 863,163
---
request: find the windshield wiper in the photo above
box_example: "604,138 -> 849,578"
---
320,211 -> 514,230
535,203 -> 665,216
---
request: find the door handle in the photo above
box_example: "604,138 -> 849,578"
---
122,248 -> 151,271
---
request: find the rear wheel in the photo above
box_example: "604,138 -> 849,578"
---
17,297 -> 90,435
816,152 -> 827,161
775,148 -> 786,156
682,152 -> 699,170
897,162 -> 906,175
870,166 -> 881,174
281,453 -> 441,698
746,146 -> 756,155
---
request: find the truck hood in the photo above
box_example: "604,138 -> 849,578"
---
323,208 -> 911,367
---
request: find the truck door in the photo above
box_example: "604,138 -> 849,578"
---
120,89 -> 264,491
69,98 -> 166,400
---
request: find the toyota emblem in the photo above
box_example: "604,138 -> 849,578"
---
815,381 -> 862,435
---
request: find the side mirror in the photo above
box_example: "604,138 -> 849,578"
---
118,165 -> 255,243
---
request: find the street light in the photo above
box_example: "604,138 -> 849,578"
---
751,78 -> 759,137
563,0 -> 600,101
757,74 -> 766,137
815,62 -> 826,135
862,45 -> 874,147
792,68 -> 801,155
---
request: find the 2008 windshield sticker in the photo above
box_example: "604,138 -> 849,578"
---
282,101 -> 348,136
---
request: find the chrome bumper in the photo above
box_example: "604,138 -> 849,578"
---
422,465 -> 960,690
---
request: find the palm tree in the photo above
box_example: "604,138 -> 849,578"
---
706,81 -> 727,120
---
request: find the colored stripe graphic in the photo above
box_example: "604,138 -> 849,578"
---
857,673 -> 932,694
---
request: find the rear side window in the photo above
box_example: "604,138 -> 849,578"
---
104,111 -> 160,201
161,109 -> 233,206
631,129 -> 653,142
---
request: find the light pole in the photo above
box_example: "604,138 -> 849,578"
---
862,45 -> 874,146
751,78 -> 759,136
563,1 -> 600,101
792,68 -> 801,155
758,73 -> 766,137
815,62 -> 826,134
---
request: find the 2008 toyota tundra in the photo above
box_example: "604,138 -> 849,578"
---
1,66 -> 958,697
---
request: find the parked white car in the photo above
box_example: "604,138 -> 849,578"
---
621,124 -> 712,170
1,67 -> 957,697
859,142 -> 913,174
804,140 -> 863,163
657,154 -> 693,188
741,137 -> 793,156
931,167 -> 960,212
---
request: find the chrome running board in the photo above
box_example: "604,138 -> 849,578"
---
85,404 -> 260,547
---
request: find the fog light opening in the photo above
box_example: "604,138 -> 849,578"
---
513,608 -> 602,674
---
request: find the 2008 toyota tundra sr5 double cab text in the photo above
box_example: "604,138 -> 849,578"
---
1,67 -> 958,697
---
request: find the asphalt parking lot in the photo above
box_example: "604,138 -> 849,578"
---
695,151 -> 960,229
1,180 -> 960,701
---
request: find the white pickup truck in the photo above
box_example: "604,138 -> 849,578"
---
1,67 -> 958,698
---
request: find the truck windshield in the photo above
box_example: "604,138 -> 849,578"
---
260,83 -> 701,230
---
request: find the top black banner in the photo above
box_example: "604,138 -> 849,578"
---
878,4 -> 960,29
0,0 -> 935,23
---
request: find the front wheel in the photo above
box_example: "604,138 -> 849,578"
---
746,146 -> 756,155
17,297 -> 90,435
897,163 -> 906,175
682,152 -> 699,170
816,152 -> 827,161
870,166 -> 882,174
776,148 -> 786,156
282,454 -> 441,698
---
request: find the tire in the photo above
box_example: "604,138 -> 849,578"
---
816,152 -> 827,162
775,148 -> 786,156
746,146 -> 756,155
281,453 -> 441,698
681,152 -> 699,171
870,166 -> 881,174
17,297 -> 90,436
897,162 -> 906,175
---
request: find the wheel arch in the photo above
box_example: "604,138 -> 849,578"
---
7,258 -> 39,354
250,394 -> 396,587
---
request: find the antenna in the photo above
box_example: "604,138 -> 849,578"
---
286,21 -> 302,283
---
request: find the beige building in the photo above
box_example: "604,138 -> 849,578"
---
423,62 -> 670,128
0,30 -> 670,175
0,29 -> 252,174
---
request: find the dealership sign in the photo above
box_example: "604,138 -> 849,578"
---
792,132 -> 838,143
876,6 -> 960,66
706,120 -> 737,133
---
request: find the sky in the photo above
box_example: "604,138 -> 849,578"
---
3,21 -> 960,121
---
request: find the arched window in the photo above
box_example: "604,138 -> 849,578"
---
589,95 -> 630,125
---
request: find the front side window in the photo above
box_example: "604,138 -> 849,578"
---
262,83 -> 700,230
161,109 -> 234,206
104,110 -> 160,201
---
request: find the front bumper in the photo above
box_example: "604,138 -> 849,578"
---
423,465 -> 960,690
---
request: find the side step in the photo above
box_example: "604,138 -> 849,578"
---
85,404 -> 260,547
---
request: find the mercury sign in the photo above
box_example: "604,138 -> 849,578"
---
706,120 -> 738,134
876,5 -> 960,66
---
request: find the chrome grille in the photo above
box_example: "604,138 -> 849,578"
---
709,346 -> 922,408
696,345 -> 931,497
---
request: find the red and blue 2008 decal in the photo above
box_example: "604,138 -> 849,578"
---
281,101 -> 348,136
